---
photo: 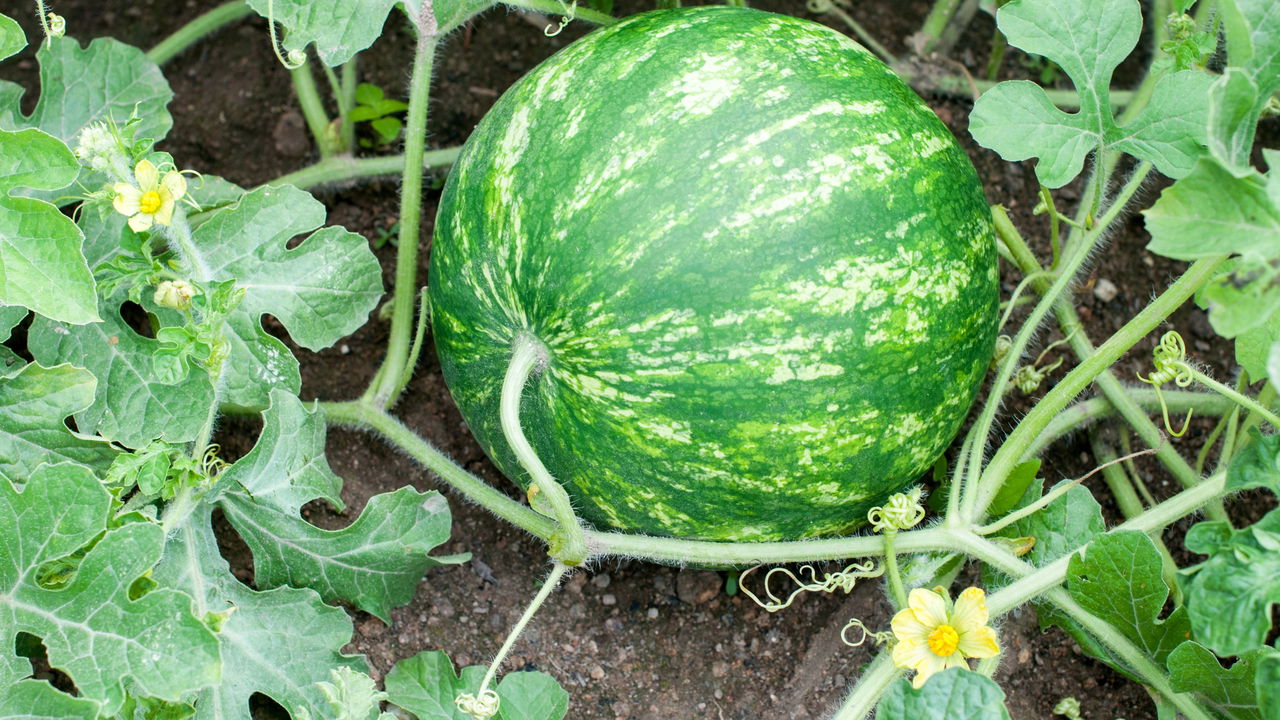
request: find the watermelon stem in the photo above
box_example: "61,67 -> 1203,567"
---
463,561 -> 570,716
367,10 -> 441,409
501,333 -> 588,566
881,531 -> 908,609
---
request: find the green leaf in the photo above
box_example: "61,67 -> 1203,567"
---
1257,652 -> 1280,720
1234,311 -> 1280,379
154,509 -> 367,720
0,464 -> 220,715
1146,158 -> 1280,262
1226,428 -> 1280,493
988,459 -> 1039,517
1180,508 -> 1280,657
215,392 -> 464,621
354,83 -> 384,105
370,116 -> 402,142
0,305 -> 22,373
1210,0 -> 1280,173
28,291 -> 216,448
988,478 -> 1105,574
1167,641 -> 1269,720
222,487 -> 463,623
1066,531 -> 1191,668
0,14 -> 23,63
177,185 -> 383,408
244,0 -> 402,66
0,363 -> 118,484
308,667 -> 393,720
876,669 -> 1011,720
0,679 -> 100,719
969,0 -> 1212,187
0,127 -> 98,324
385,650 -> 569,720
0,37 -> 171,146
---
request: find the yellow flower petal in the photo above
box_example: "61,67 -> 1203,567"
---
154,196 -> 176,226
890,607 -> 930,645
958,624 -> 1000,659
952,587 -> 990,633
134,159 -> 158,190
128,212 -> 154,232
908,588 -> 948,628
910,651 -> 952,689
113,184 -> 141,216
892,636 -> 931,671
161,170 -> 186,201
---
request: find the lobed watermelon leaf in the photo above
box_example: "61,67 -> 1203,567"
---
1208,0 -> 1280,174
0,13 -> 22,63
0,464 -> 220,715
969,0 -> 1212,188
385,650 -> 569,720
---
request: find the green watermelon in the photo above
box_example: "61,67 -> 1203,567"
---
428,6 -> 997,542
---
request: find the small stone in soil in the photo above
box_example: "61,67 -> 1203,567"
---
592,572 -> 611,589
1093,277 -> 1119,303
590,665 -> 605,679
602,593 -> 617,606
676,569 -> 720,605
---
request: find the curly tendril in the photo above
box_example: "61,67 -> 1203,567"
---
740,561 -> 884,612
455,689 -> 500,720
867,487 -> 925,533
1137,331 -> 1194,437
840,618 -> 893,648
1012,332 -> 1075,394
544,1 -> 577,37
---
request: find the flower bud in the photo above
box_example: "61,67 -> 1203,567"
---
154,280 -> 197,311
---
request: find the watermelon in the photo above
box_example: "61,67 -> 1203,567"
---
428,6 -> 997,542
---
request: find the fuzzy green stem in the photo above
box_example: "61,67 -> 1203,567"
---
882,531 -> 908,609
829,653 -> 901,720
501,334 -> 588,565
963,166 -> 1155,521
147,1 -> 253,65
477,562 -> 569,696
1190,369 -> 1280,429
499,0 -> 617,26
995,206 -> 1212,504
266,148 -> 461,191
367,13 -> 439,408
399,288 -> 432,393
1027,390 -> 1231,460
972,253 -> 1224,519
291,61 -> 337,158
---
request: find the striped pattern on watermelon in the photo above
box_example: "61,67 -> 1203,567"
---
428,6 -> 998,542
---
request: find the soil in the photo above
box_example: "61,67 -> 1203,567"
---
3,1 -> 1276,719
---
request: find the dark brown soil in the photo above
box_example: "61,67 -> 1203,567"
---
5,1 -> 1274,719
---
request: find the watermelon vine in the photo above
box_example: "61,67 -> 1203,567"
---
0,0 -> 1277,718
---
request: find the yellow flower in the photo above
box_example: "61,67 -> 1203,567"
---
891,586 -> 1000,688
113,160 -> 186,232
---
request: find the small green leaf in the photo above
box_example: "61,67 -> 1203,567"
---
385,650 -> 569,720
1210,0 -> 1280,173
1167,641 -> 1268,720
987,478 -> 1105,575
1066,531 -> 1191,668
970,0 -> 1212,187
310,667 -> 391,720
1225,428 -> 1280,493
0,679 -> 100,719
0,465 -> 220,715
244,0 -> 402,66
371,116 -> 402,143
876,669 -> 1011,720
1233,310 -> 1280,379
0,363 -> 118,484
988,459 -> 1040,517
0,14 -> 23,62
354,83 -> 385,105
0,127 -> 98,324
